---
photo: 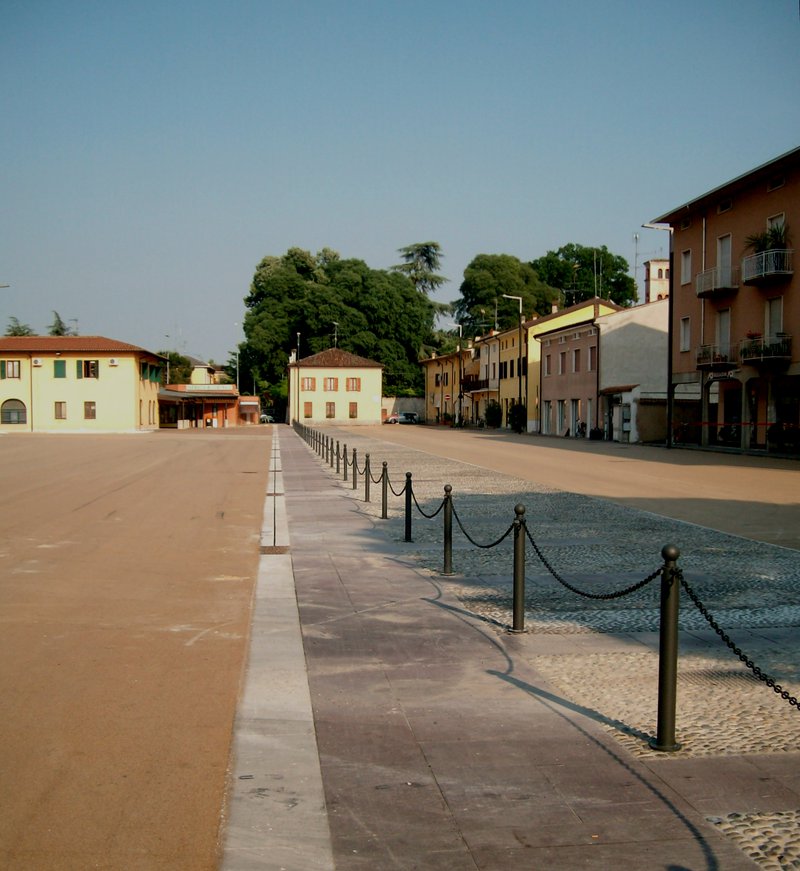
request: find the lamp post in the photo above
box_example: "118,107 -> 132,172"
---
502,294 -> 524,429
642,222 -> 674,448
447,322 -> 463,425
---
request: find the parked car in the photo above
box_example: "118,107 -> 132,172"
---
385,412 -> 418,424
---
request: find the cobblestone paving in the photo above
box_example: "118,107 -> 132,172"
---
304,428 -> 800,868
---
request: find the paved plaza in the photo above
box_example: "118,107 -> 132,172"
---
2,426 -> 799,869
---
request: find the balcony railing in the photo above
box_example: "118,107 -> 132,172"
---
741,249 -> 793,286
461,376 -> 489,393
695,265 -> 740,298
696,343 -> 736,371
739,334 -> 792,366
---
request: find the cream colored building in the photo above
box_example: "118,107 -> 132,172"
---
288,348 -> 383,425
0,336 -> 164,433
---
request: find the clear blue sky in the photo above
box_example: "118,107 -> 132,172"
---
2,1 -> 799,363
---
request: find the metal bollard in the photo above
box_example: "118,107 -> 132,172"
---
651,545 -> 682,752
381,462 -> 388,519
364,454 -> 371,502
404,472 -> 413,542
511,504 -> 526,632
342,444 -> 348,481
336,440 -> 341,474
352,448 -> 357,489
442,485 -> 453,575
329,436 -> 334,468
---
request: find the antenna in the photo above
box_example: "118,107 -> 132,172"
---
332,321 -> 339,348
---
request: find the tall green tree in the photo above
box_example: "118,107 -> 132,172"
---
454,254 -> 557,336
5,317 -> 35,336
392,242 -> 448,296
240,247 -> 438,413
158,350 -> 193,385
48,311 -> 73,336
531,243 -> 637,308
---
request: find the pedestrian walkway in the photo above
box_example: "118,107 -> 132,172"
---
224,426 -> 800,870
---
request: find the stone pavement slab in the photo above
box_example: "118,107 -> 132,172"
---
272,427 -> 800,869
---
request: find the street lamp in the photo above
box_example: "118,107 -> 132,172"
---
501,294 -> 524,428
642,222 -> 674,448
447,322 -> 463,425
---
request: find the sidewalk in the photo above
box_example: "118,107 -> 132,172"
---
224,426 -> 800,870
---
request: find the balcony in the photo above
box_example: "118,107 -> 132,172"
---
739,334 -> 792,368
696,344 -> 737,372
695,265 -> 740,298
461,376 -> 490,393
741,249 -> 793,286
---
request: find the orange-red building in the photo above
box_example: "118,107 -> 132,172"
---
652,146 -> 799,452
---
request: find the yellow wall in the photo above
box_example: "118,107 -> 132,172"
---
290,364 -> 382,424
0,353 -> 162,433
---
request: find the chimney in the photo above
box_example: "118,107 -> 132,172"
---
551,302 -> 558,314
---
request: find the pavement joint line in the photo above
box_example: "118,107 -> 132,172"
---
222,428 -> 335,871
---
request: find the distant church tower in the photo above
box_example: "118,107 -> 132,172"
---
643,258 -> 670,303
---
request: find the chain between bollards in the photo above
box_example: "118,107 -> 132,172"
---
651,544 -> 682,752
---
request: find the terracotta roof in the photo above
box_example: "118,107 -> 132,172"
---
0,335 -> 162,357
292,348 -> 383,368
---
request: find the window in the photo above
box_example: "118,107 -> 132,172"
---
55,401 -> 67,420
346,377 -> 361,392
0,360 -> 21,379
658,268 -> 663,279
435,373 -> 441,387
573,349 -> 581,373
544,355 -> 551,376
1,399 -> 26,424
301,377 -> 316,391
717,234 -> 732,285
325,402 -> 335,419
54,359 -> 66,378
77,360 -> 99,379
767,297 -> 783,337
323,377 -> 338,392
303,401 -> 312,418
680,317 -> 691,352
559,352 -> 566,374
588,346 -> 597,372
84,401 -> 96,420
349,402 -> 358,419
510,359 -> 514,379
681,250 -> 692,285
717,308 -> 731,355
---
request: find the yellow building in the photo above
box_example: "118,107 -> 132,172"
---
420,345 -> 473,425
0,336 -> 164,433
288,348 -> 383,425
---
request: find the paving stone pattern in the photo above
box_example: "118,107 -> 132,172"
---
308,428 -> 800,869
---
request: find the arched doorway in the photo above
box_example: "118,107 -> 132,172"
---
1,399 -> 27,425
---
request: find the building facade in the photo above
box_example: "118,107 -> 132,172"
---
0,336 -> 164,433
525,299 -> 621,433
596,298 -> 669,443
288,348 -> 383,425
643,258 -> 670,304
652,146 -> 799,452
